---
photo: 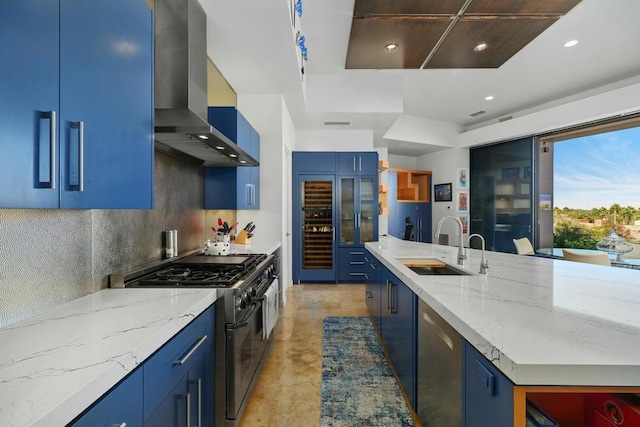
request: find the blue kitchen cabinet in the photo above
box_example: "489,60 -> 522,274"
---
403,202 -> 432,243
337,152 -> 378,175
293,151 -> 337,172
380,267 -> 417,409
464,340 -> 514,427
0,0 -> 154,209
364,250 -> 383,333
72,368 -> 143,427
205,107 -> 260,210
337,172 -> 378,282
293,151 -> 378,283
144,304 -> 215,425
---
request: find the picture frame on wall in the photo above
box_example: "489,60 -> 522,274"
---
457,168 -> 468,188
434,183 -> 453,202
501,167 -> 520,180
457,191 -> 468,212
459,215 -> 469,234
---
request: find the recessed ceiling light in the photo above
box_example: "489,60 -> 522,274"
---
564,40 -> 579,48
197,134 -> 208,140
215,145 -> 225,150
473,43 -> 488,52
485,95 -> 494,101
229,153 -> 238,158
384,43 -> 399,53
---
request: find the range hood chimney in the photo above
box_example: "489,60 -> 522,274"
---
154,0 -> 258,167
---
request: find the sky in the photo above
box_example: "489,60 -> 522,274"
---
553,126 -> 640,210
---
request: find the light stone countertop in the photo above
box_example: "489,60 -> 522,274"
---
365,236 -> 640,387
0,288 -> 218,427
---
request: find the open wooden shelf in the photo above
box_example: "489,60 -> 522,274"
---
390,168 -> 431,202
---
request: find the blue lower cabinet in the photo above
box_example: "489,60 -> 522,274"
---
144,305 -> 215,424
364,251 -> 382,332
337,247 -> 367,282
71,368 -> 143,427
464,340 -> 514,427
381,268 -> 417,409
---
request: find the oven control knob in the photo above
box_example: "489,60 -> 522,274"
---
237,293 -> 249,310
247,287 -> 257,298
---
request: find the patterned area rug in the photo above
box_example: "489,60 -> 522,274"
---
321,316 -> 415,426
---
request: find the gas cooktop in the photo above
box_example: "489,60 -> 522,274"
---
120,253 -> 267,288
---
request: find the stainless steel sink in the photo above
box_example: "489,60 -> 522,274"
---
399,259 -> 473,276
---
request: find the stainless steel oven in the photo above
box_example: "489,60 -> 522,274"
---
109,250 -> 279,427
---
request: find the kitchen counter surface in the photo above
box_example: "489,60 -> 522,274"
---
230,241 -> 281,255
366,236 -> 640,387
0,288 -> 218,427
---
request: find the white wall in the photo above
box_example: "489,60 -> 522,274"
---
237,94 -> 294,305
417,148 -> 470,244
295,130 -> 373,151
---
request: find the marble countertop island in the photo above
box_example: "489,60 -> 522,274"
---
366,236 -> 640,387
0,288 -> 218,427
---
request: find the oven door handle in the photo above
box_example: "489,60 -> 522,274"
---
228,303 -> 260,329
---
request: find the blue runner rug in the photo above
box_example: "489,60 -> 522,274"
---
321,316 -> 415,426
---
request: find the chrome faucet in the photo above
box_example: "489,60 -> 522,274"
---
468,233 -> 489,274
434,216 -> 466,265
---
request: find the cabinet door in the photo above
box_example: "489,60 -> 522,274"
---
60,0 -> 153,209
381,269 -> 417,409
71,368 -> 143,427
364,252 -> 382,333
359,176 -> 377,243
464,341 -> 514,427
293,151 -> 336,172
337,152 -> 378,175
0,0 -> 60,208
205,107 -> 260,210
339,177 -> 356,245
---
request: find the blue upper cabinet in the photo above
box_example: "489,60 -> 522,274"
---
337,152 -> 378,175
0,0 -> 154,209
205,107 -> 260,210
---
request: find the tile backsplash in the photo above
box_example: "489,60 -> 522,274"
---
0,150 -> 206,327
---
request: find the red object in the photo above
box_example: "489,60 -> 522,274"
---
211,226 -> 217,233
218,218 -> 223,227
585,394 -> 640,427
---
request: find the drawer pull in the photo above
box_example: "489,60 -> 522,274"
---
475,359 -> 496,396
174,335 -> 208,365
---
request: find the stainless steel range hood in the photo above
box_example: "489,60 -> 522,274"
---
154,0 -> 258,167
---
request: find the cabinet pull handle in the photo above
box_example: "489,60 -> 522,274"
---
70,121 -> 84,191
181,393 -> 191,427
40,111 -> 57,189
359,156 -> 362,171
191,378 -> 202,427
112,423 -> 126,427
352,251 -> 365,255
174,335 -> 208,365
252,184 -> 256,205
350,261 -> 364,265
353,157 -> 356,171
422,311 -> 454,350
390,281 -> 398,313
246,184 -> 251,205
386,280 -> 391,311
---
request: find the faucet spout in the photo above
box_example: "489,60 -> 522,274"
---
434,216 -> 466,265
469,233 -> 489,274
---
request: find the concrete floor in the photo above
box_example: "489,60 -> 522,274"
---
238,284 -> 369,426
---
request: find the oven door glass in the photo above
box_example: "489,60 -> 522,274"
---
226,301 -> 267,420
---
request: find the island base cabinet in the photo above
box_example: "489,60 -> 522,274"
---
463,341 -> 514,427
71,368 -> 143,427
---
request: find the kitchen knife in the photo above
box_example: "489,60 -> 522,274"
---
223,221 -> 229,233
244,222 -> 253,231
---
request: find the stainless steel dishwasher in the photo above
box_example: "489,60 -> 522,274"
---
417,299 -> 462,426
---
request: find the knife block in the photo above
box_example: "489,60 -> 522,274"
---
234,229 -> 251,244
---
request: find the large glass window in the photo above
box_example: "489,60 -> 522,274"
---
470,137 -> 534,253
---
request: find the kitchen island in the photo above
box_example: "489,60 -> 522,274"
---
365,236 -> 640,426
0,288 -> 218,426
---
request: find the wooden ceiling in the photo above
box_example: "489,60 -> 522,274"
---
345,0 -> 582,69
